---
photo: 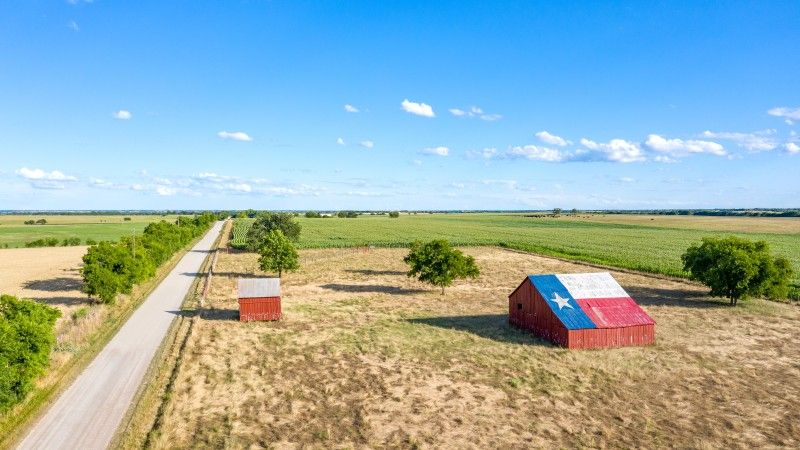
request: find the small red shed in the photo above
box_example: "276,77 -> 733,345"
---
238,278 -> 281,322
509,272 -> 654,349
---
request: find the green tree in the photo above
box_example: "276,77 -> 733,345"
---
246,212 -> 301,251
552,208 -> 562,216
389,211 -> 400,218
682,236 -> 793,305
0,295 -> 60,411
305,210 -> 321,218
258,230 -> 300,277
403,240 -> 480,294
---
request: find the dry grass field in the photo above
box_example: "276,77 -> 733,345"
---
147,246 -> 800,449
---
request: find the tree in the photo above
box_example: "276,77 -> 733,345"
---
403,240 -> 480,294
305,210 -> 321,218
258,230 -> 299,277
389,211 -> 400,218
0,295 -> 60,411
552,208 -> 562,216
246,212 -> 301,251
682,236 -> 793,306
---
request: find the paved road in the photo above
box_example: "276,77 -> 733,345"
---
18,221 -> 224,450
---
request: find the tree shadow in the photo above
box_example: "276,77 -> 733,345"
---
188,249 -> 212,254
345,269 -> 407,276
23,277 -> 83,292
407,314 -> 554,347
625,285 -> 728,309
167,308 -> 241,321
32,296 -> 93,307
320,283 -> 427,295
213,272 -> 258,278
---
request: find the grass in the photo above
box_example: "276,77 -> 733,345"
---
232,213 -> 800,284
143,246 -> 800,448
0,215 -> 179,248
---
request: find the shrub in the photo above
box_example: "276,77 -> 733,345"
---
246,212 -> 301,251
85,238 -> 97,245
35,219 -> 47,225
23,220 -> 35,225
337,211 -> 359,218
682,236 -> 794,305
258,230 -> 299,277
403,240 -> 480,294
389,211 -> 400,218
71,306 -> 89,322
62,237 -> 81,246
123,217 -> 132,221
305,211 -> 321,218
0,295 -> 60,411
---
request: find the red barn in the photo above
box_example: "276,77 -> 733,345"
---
238,278 -> 281,322
509,272 -> 654,349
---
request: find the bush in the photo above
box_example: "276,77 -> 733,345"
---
246,212 -> 301,251
62,237 -> 82,246
304,211 -> 321,218
81,213 -> 216,304
337,211 -> 359,218
682,236 -> 794,305
85,238 -> 97,246
24,238 -> 59,248
0,295 -> 60,412
403,240 -> 480,294
389,211 -> 400,218
35,219 -> 47,225
23,220 -> 35,225
123,217 -> 132,221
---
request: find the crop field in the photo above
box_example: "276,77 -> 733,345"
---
232,214 -> 800,284
0,214 -> 179,248
143,246 -> 800,448
229,218 -> 253,249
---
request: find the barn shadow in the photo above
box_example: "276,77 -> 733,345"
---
23,277 -> 84,292
345,269 -> 407,276
407,314 -> 554,347
321,283 -> 427,295
625,285 -> 728,308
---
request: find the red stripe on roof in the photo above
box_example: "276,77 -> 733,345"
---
575,297 -> 655,328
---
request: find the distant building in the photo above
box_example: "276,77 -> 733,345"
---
509,272 -> 654,349
238,278 -> 281,322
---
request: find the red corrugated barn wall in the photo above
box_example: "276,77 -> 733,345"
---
239,297 -> 281,322
508,278 -> 654,349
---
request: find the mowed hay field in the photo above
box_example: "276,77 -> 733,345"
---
148,246 -> 800,448
0,214 -> 179,248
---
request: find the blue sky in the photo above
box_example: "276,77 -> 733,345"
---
1,0 -> 799,210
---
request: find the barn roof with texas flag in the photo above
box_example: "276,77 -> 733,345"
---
529,272 -> 655,330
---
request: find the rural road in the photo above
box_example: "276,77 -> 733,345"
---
17,221 -> 224,450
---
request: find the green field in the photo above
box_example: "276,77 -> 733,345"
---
232,214 -> 800,284
0,215 -> 179,248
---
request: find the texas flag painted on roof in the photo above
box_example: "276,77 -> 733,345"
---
528,272 -> 655,330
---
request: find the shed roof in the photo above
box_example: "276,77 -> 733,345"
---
525,272 -> 654,330
238,277 -> 280,298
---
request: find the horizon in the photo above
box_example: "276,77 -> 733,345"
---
2,1 -> 799,210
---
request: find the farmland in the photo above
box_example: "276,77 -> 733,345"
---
137,244 -> 800,448
0,214 -> 179,248
231,214 -> 800,284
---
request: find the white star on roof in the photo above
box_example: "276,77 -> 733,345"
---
550,292 -> 573,310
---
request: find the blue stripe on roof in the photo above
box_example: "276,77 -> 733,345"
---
529,275 -> 597,330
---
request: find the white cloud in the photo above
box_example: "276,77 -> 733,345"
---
112,110 -> 132,120
701,130 -> 777,152
654,155 -> 678,163
619,177 -> 636,183
579,138 -> 646,163
449,105 -> 501,121
449,108 -> 466,117
89,178 -> 125,189
401,99 -> 435,118
155,186 -> 177,196
506,145 -> 566,162
786,142 -> 800,154
360,140 -> 374,149
768,106 -> 800,125
16,167 -> 78,190
344,104 -> 359,113
217,131 -> 253,142
420,146 -> 449,156
67,20 -> 80,32
645,134 -> 726,157
336,137 -> 345,145
535,131 -> 570,147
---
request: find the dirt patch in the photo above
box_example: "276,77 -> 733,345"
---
149,247 -> 800,449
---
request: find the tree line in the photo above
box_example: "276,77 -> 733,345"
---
81,213 -> 218,304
